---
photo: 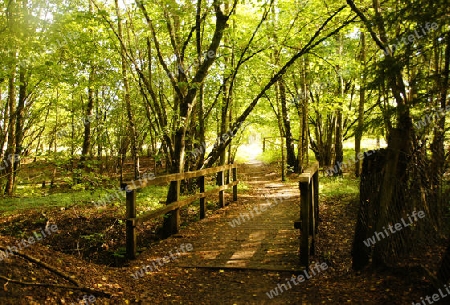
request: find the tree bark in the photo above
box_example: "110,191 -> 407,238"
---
3,0 -> 17,195
79,68 -> 94,168
430,31 -> 450,228
194,0 -> 206,170
115,0 -> 139,180
296,57 -> 309,172
272,82 -> 285,181
279,77 -> 297,172
13,68 -> 26,184
355,30 -> 366,177
334,108 -> 343,176
333,35 -> 344,176
437,239 -> 450,285
79,2 -> 96,171
4,69 -> 16,195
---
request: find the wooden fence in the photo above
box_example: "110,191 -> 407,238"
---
262,136 -> 298,152
123,163 -> 239,259
294,162 -> 319,267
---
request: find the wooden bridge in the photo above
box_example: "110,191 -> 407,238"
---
123,161 -> 319,270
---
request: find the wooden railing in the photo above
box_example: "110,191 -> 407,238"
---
294,162 -> 319,267
123,163 -> 239,259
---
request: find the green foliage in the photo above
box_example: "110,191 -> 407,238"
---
80,232 -> 104,242
0,0 -> 446,217
112,247 -> 127,259
257,148 -> 282,164
236,181 -> 250,192
320,175 -> 360,198
136,185 -> 169,214
0,188 -> 113,215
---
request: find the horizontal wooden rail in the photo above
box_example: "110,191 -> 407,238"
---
125,164 -> 237,190
298,162 -> 319,183
134,181 -> 239,226
124,163 -> 239,259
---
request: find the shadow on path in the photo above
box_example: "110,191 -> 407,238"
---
141,162 -> 301,272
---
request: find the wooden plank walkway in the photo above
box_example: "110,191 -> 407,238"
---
137,161 -> 302,272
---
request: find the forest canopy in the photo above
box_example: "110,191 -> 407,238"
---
0,0 -> 448,196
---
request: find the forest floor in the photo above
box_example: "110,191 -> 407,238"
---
0,161 -> 441,304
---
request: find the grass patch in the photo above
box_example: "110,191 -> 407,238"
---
343,148 -> 355,162
319,175 -> 359,198
0,173 -> 250,216
0,189 -> 111,215
257,149 -> 282,164
136,184 -> 169,213
237,180 -> 250,192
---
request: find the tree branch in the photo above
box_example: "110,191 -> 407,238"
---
345,0 -> 387,52
135,0 -> 184,99
0,275 -> 110,298
227,0 -> 275,98
0,246 -> 80,287
203,5 -> 355,168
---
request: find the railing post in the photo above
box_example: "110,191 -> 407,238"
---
313,171 -> 319,234
218,170 -> 225,207
232,165 -> 238,201
300,180 -> 310,267
309,178 -> 316,256
199,175 -> 206,219
309,178 -> 315,234
126,188 -> 137,259
163,180 -> 180,237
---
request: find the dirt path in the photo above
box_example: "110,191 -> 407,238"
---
123,161 -> 307,304
155,161 -> 301,271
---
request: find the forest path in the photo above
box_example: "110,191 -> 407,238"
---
166,160 -> 301,271
127,161 -> 313,304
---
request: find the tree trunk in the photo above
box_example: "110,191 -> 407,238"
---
333,35 -> 344,177
79,1 -> 95,171
298,57 -> 309,172
194,0 -> 205,170
97,91 -> 104,172
275,83 -> 286,181
219,74 -> 229,167
0,91 -> 8,158
279,77 -> 297,172
437,240 -> 450,285
79,68 -> 94,168
4,0 -> 17,195
115,0 -> 139,180
13,68 -> 26,183
355,30 -> 366,177
334,109 -> 343,176
429,31 -> 450,228
218,2 -> 231,168
310,104 -> 335,168
4,70 -> 16,195
347,0 -> 415,267
269,92 -> 286,181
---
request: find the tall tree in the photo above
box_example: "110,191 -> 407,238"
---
354,29 -> 366,177
115,0 -> 139,181
3,0 -> 18,195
